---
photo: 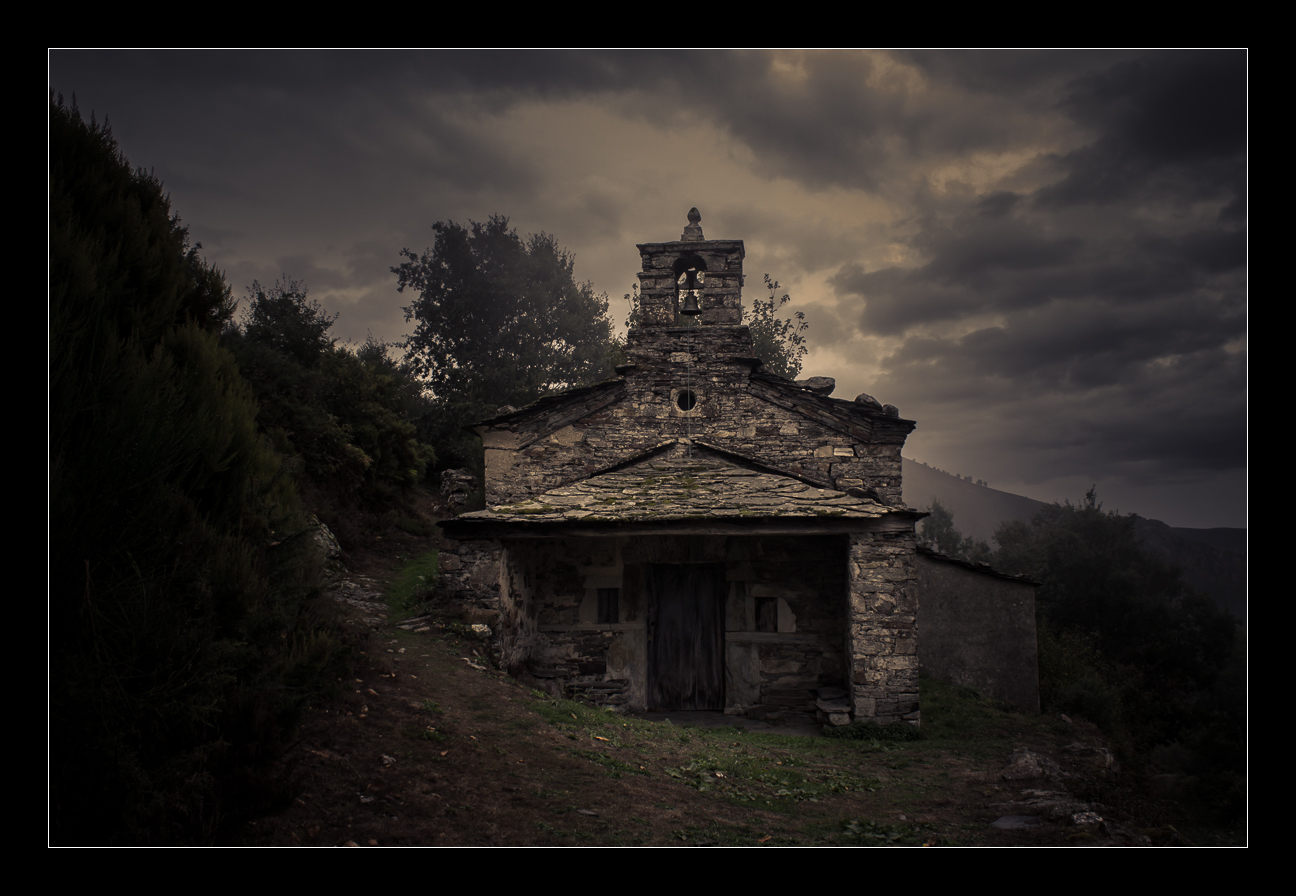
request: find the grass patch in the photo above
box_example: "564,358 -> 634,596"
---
394,514 -> 434,537
824,720 -> 922,742
531,695 -> 649,737
385,549 -> 440,614
918,676 -> 1046,745
665,739 -> 881,809
573,749 -> 650,778
405,696 -> 451,743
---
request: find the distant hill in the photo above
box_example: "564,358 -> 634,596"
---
902,459 -> 1046,544
1127,517 -> 1248,621
902,458 -> 1247,622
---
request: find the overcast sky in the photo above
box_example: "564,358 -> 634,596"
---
49,49 -> 1247,529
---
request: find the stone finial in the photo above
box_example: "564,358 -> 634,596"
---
682,206 -> 704,241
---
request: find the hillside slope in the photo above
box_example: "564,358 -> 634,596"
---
901,459 -> 1246,621
240,577 -> 1232,846
902,459 -> 1045,544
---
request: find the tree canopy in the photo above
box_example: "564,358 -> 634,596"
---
227,279 -> 435,528
50,99 -> 340,843
992,489 -> 1245,818
917,500 -> 991,563
395,217 -> 615,459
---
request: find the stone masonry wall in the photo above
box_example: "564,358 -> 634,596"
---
916,553 -> 1040,712
724,536 -> 848,718
436,538 -> 503,617
847,531 -> 920,724
636,239 -> 745,327
497,534 -> 849,715
481,327 -> 908,508
508,537 -> 642,708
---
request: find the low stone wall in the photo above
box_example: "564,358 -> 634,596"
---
916,551 -> 1040,713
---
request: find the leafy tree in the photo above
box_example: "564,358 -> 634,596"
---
918,500 -> 991,563
394,216 -> 616,467
228,280 -> 435,526
748,274 -> 809,380
50,99 -> 339,843
241,277 -> 336,365
918,500 -> 963,555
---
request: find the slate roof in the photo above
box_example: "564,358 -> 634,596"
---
455,441 -> 892,526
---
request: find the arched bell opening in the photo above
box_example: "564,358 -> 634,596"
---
673,254 -> 707,320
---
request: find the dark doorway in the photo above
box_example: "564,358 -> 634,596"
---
647,563 -> 725,710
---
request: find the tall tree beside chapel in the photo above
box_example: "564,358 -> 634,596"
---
394,216 -> 617,467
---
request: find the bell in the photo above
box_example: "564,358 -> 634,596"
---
678,266 -> 704,316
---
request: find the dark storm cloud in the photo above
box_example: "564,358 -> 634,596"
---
54,48 -> 656,101
1040,51 -> 1246,207
886,290 -> 1243,395
894,49 -> 1137,93
47,49 -> 1246,526
826,51 -> 1244,347
51,49 -> 548,202
829,199 -> 1091,335
835,210 -> 1244,338
874,283 -> 1246,489
646,51 -> 1044,193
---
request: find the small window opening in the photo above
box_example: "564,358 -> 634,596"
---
597,588 -> 620,624
755,597 -> 778,633
676,389 -> 697,411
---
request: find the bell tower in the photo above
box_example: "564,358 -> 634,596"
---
633,208 -> 746,328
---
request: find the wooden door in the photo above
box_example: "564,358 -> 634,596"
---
647,563 -> 725,710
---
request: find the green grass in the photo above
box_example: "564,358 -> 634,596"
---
662,738 -> 881,810
917,676 -> 1060,752
824,720 -> 922,742
517,678 -> 1081,845
385,549 -> 440,614
671,822 -> 773,846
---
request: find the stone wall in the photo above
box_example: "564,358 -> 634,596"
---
436,537 -> 503,617
480,326 -> 910,509
846,531 -> 920,724
916,551 -> 1040,712
635,238 -> 745,326
723,535 -> 848,718
496,534 -> 849,716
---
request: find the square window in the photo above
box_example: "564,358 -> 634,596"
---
597,588 -> 620,625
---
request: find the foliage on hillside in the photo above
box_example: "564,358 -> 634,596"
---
991,490 -> 1246,820
50,99 -> 344,843
226,280 -> 436,539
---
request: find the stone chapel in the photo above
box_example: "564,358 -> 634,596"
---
438,209 -> 1038,725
